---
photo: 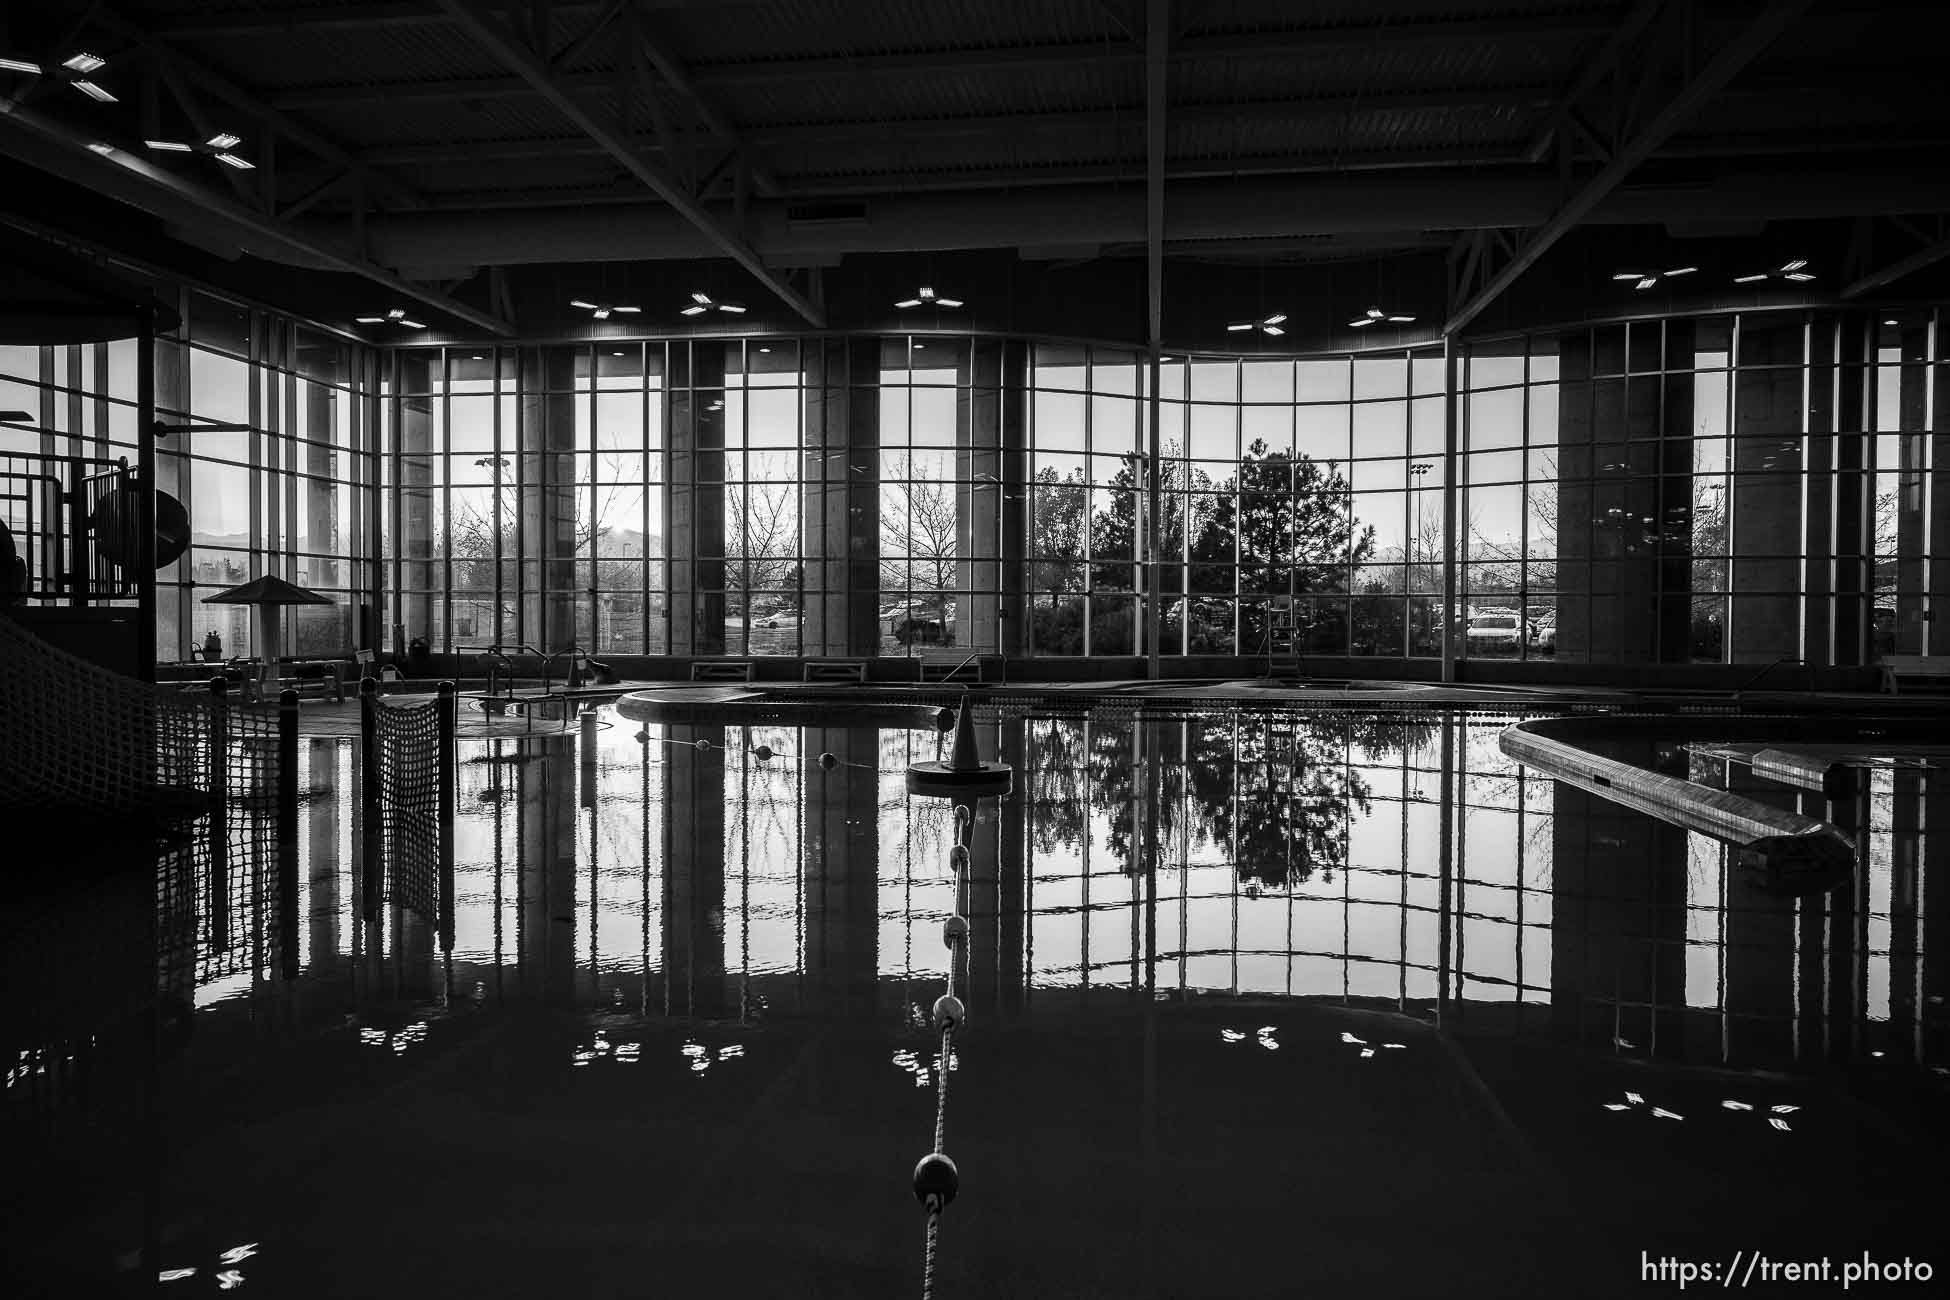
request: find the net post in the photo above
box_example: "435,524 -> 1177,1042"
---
437,680 -> 457,952
206,676 -> 230,951
277,688 -> 300,980
360,676 -> 382,923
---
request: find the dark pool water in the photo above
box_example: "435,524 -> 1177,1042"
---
5,704 -> 1945,1298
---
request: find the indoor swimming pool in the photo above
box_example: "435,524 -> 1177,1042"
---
5,699 -> 1945,1299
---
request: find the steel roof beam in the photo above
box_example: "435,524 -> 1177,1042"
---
1442,0 -> 1812,338
264,13 -> 1615,109
90,5 -> 427,212
630,5 -> 779,197
1842,232 -> 1950,299
0,96 -> 513,336
430,0 -> 823,325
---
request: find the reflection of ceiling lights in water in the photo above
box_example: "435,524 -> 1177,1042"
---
1611,266 -> 1695,290
1227,312 -> 1287,337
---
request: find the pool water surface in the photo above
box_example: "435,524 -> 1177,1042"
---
4,702 -> 1945,1298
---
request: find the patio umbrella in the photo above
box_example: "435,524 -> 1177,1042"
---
200,575 -> 335,687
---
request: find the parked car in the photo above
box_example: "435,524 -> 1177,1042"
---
1465,611 -> 1529,655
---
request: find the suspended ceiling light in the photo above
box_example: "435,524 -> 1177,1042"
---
1734,258 -> 1814,285
141,130 -> 252,169
1611,266 -> 1696,291
1,50 -> 117,99
570,298 -> 641,321
1227,312 -> 1288,337
86,141 -> 114,155
1347,306 -> 1416,329
896,285 -> 963,309
353,306 -> 426,329
677,291 -> 743,316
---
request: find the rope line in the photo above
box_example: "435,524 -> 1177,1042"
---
916,797 -> 976,1300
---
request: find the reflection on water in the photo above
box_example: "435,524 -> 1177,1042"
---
6,703 -> 1947,1298
101,704 -> 1923,1072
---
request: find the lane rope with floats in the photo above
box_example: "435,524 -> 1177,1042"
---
906,692 -> 1010,1299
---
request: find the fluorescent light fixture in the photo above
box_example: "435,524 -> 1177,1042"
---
718,302 -> 746,314
354,316 -> 385,324
72,79 -> 116,102
1387,314 -> 1416,323
1666,266 -> 1696,276
1226,321 -> 1253,332
613,305 -> 640,313
1782,259 -> 1807,272
592,307 -> 611,319
691,292 -> 711,304
144,139 -> 192,151
0,57 -> 43,74
205,132 -> 241,150
86,141 -> 114,154
1348,316 -> 1373,328
1884,318 -> 1899,326
1262,313 -> 1287,326
472,354 -> 486,360
62,52 -> 106,74
1784,271 -> 1815,281
1611,272 -> 1640,281
897,285 -> 963,308
1733,273 -> 1767,283
213,152 -> 254,169
387,308 -> 406,320
680,304 -> 708,316
1636,276 -> 1658,291
1262,325 -> 1284,336
399,318 -> 425,329
569,299 -> 598,310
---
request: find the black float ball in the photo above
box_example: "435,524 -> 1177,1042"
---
932,994 -> 966,1032
913,1152 -> 959,1212
943,915 -> 969,948
818,752 -> 839,770
753,744 -> 774,762
936,707 -> 955,732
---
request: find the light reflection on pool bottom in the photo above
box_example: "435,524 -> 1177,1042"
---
6,705 -> 1948,1298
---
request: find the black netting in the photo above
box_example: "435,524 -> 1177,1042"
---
0,613 -> 288,1118
374,697 -> 442,924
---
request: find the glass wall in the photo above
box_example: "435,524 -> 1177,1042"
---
0,284 -> 372,661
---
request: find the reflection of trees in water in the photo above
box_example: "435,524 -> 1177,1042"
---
1025,711 -> 1439,890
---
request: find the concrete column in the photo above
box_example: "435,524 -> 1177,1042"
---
955,342 -> 1007,655
1729,319 -> 1812,664
519,348 -> 579,652
1000,342 -> 1030,658
802,723 -> 880,1017
1549,783 -> 1688,1055
800,340 -> 880,656
663,722 -> 727,1016
155,333 -> 190,659
1829,316 -> 1873,668
669,344 -> 728,656
305,379 -> 345,649
1553,326 -> 1694,665
396,352 -> 436,647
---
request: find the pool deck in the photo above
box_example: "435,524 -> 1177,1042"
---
277,675 -> 1950,738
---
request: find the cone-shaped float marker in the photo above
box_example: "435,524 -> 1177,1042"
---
906,691 -> 1012,797
949,695 -> 982,772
